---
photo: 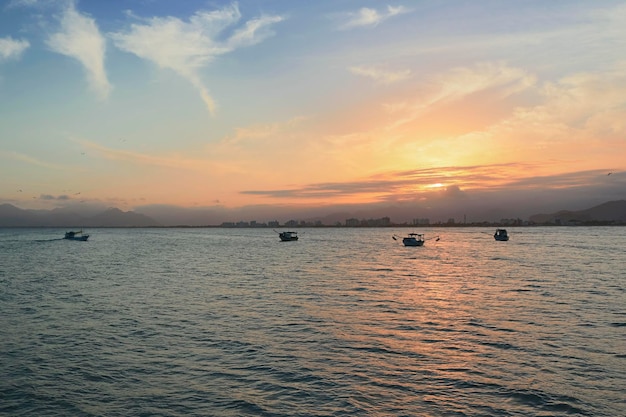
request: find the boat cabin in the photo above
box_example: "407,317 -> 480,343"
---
278,231 -> 299,241
403,233 -> 425,247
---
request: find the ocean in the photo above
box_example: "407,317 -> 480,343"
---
1,227 -> 624,416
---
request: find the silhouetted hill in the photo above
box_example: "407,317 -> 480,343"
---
89,208 -> 159,227
0,204 -> 37,226
2,200 -> 624,227
0,204 -> 159,227
529,200 -> 626,224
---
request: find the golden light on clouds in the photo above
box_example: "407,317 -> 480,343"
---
1,2 -> 624,218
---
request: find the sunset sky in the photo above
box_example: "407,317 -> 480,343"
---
1,0 -> 625,222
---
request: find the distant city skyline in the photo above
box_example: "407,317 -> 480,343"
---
1,1 -> 625,216
2,198 -> 624,228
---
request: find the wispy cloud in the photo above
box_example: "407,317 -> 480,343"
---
46,3 -> 111,100
73,138 -> 207,172
0,150 -> 68,170
436,61 -> 535,100
110,3 -> 284,115
0,36 -> 29,61
457,61 -> 626,163
39,194 -> 71,201
240,163 -> 515,199
226,14 -> 284,49
6,0 -> 40,8
337,5 -> 409,30
240,163 -> 613,201
387,61 -> 536,128
219,116 -> 306,147
349,65 -> 411,84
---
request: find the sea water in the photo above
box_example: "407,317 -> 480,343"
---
1,227 -> 624,416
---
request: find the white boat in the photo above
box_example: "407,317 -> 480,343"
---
276,231 -> 298,241
64,230 -> 89,241
393,232 -> 439,246
494,228 -> 509,241
402,233 -> 424,246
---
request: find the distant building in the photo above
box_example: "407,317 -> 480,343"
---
346,217 -> 390,227
376,217 -> 391,226
412,218 -> 430,225
500,218 -> 523,226
345,218 -> 360,227
268,220 -> 279,228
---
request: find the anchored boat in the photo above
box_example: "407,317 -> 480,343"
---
276,230 -> 299,241
401,233 -> 424,246
494,228 -> 509,241
393,232 -> 440,247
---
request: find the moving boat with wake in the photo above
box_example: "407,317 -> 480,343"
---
64,230 -> 89,241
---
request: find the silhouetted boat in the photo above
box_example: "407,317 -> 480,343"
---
64,230 -> 89,241
392,232 -> 425,246
276,230 -> 298,241
403,233 -> 424,246
494,228 -> 509,241
393,232 -> 440,246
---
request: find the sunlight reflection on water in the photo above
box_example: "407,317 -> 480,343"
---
1,227 -> 624,416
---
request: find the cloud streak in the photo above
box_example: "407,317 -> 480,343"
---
110,3 -> 283,115
0,36 -> 29,61
349,65 -> 411,84
0,150 -> 68,170
73,138 -> 207,172
39,194 -> 70,201
386,61 -> 536,128
46,3 -> 111,100
337,5 -> 409,29
240,163 -> 614,201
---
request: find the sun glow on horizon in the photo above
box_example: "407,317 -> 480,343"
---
1,1 -> 625,215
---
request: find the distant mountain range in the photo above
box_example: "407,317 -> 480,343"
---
0,200 -> 624,227
0,204 -> 160,227
528,200 -> 626,224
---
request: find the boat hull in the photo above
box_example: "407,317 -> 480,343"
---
64,235 -> 89,241
64,231 -> 89,241
403,238 -> 424,246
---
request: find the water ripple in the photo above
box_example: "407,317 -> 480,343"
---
1,227 -> 624,416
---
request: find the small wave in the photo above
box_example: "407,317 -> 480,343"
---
506,389 -> 590,415
480,340 -> 519,350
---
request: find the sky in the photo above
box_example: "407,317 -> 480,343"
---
1,0 -> 625,223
